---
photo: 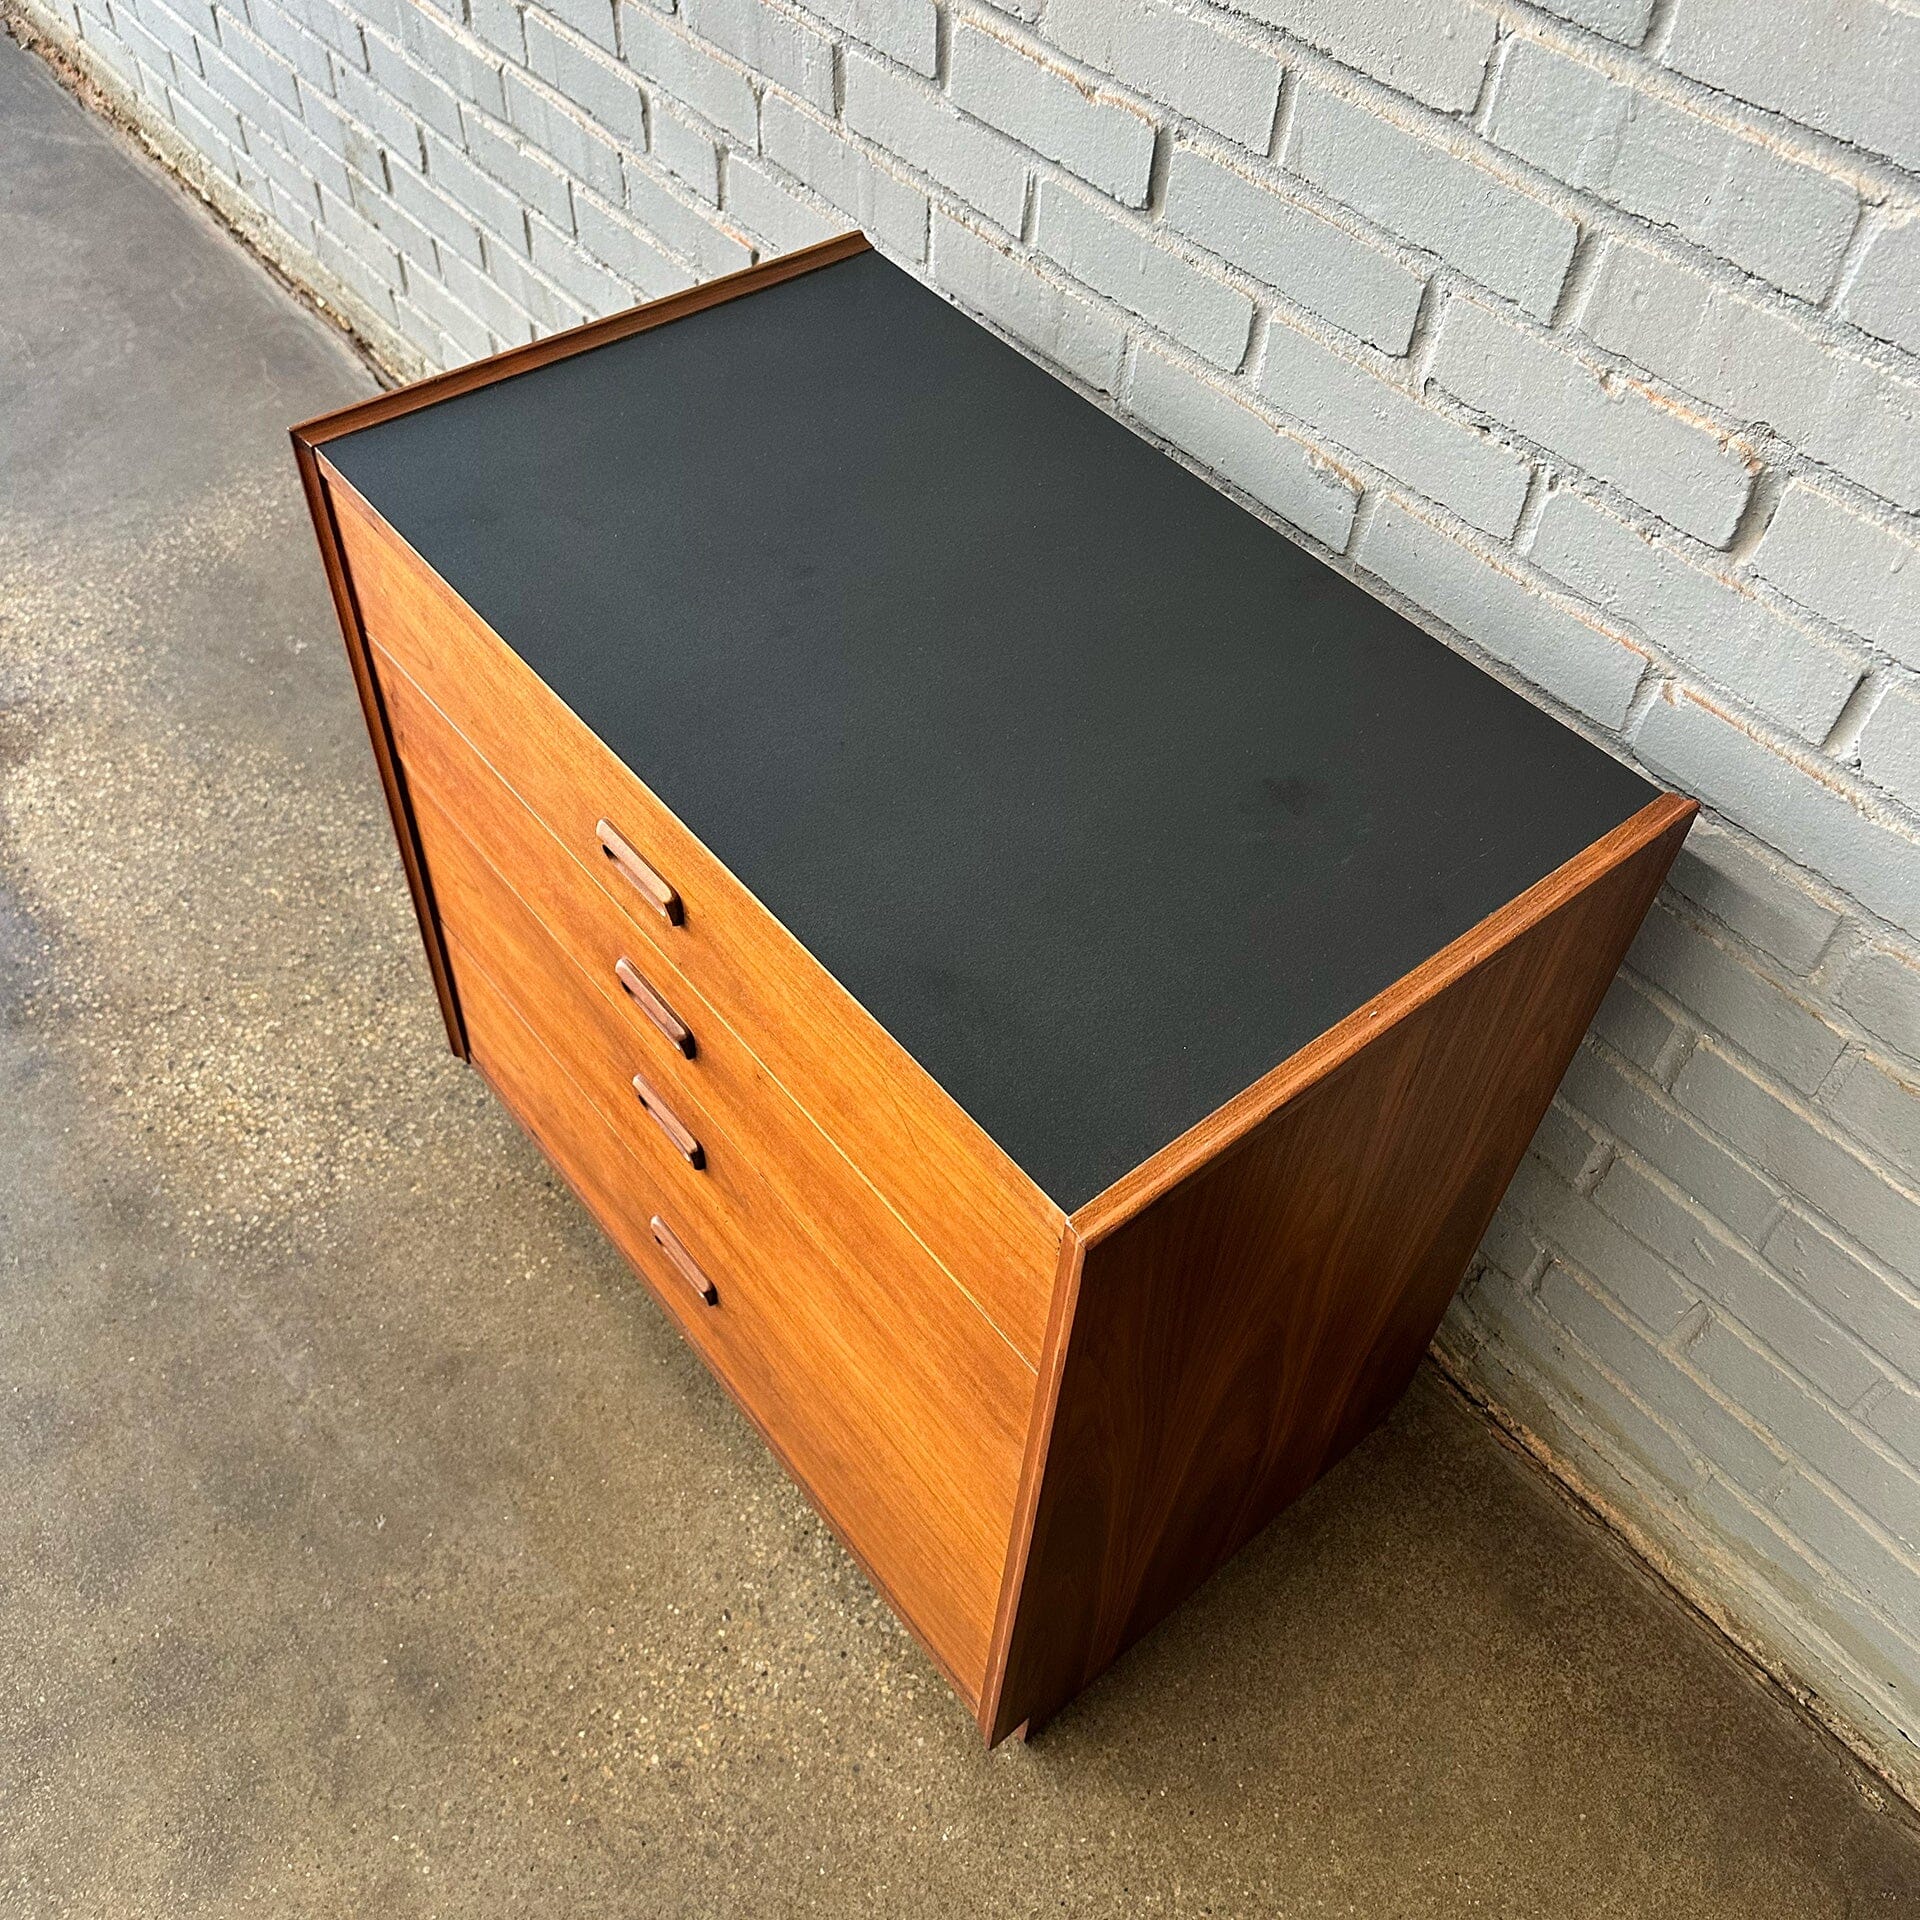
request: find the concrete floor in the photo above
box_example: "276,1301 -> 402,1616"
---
4,33 -> 1919,1917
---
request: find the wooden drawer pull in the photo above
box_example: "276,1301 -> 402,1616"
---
650,1214 -> 717,1305
597,818 -> 682,924
614,956 -> 695,1057
632,1068 -> 705,1168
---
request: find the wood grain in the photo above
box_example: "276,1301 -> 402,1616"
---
446,899 -> 1030,1701
981,797 -> 1694,1743
455,947 -> 989,1706
289,434 -> 465,1057
977,1219 -> 1085,1743
408,772 -> 766,1230
330,467 -> 1062,1366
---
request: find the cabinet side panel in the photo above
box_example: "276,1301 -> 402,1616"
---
977,1220 -> 1084,1743
292,437 -> 465,1056
988,808 -> 1690,1740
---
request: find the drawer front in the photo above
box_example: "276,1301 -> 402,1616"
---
412,779 -> 1029,1697
381,650 -> 1033,1408
412,773 -> 781,1249
327,465 -> 1059,1364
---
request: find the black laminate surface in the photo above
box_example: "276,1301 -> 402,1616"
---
326,249 -> 1662,1211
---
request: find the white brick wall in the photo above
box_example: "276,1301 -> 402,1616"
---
16,0 -> 1919,1800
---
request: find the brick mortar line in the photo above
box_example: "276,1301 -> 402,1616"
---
1508,1135 -> 1920,1542
1428,1321 -> 1920,1814
1006,6 -> 1918,355
1457,1251 -> 1919,1658
1492,1 -> 1919,204
2,0 -> 419,379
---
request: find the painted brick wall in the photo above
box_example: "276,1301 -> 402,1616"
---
14,0 -> 1918,1795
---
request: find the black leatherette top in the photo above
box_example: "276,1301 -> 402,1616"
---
326,249 -> 1662,1209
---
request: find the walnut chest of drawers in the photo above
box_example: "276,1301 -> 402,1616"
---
294,233 -> 1693,1744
